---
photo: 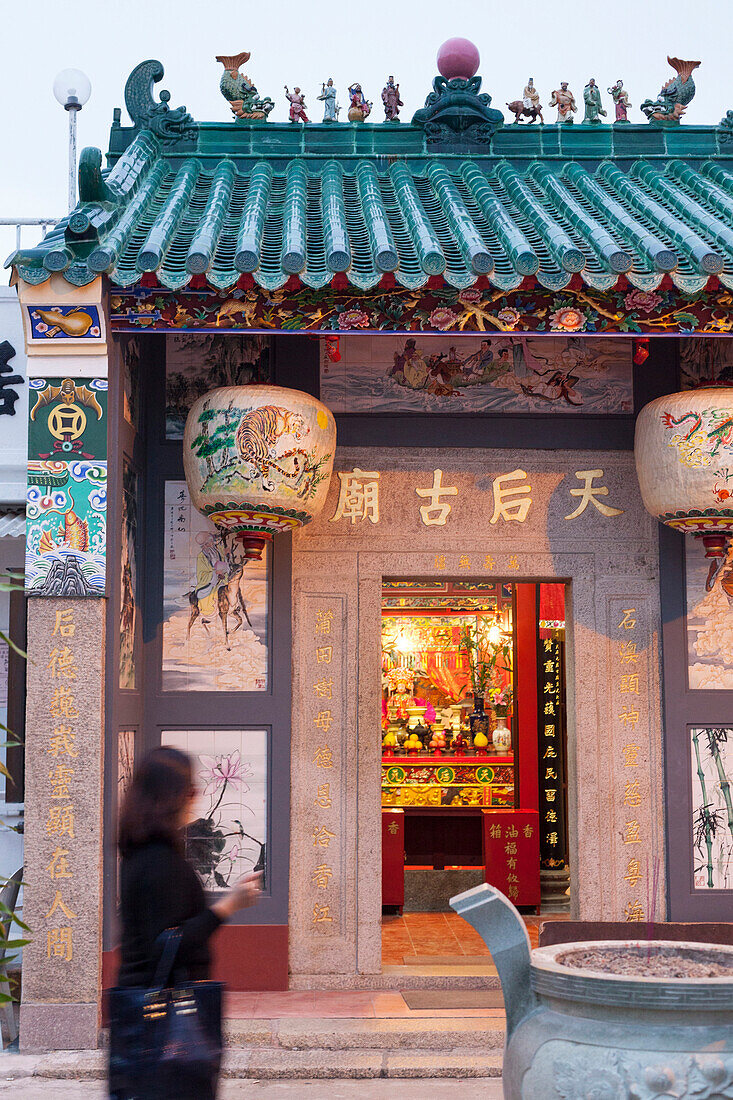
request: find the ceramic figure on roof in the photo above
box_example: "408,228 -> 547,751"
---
608,79 -> 631,123
582,78 -> 607,124
285,86 -> 309,124
641,57 -> 700,122
347,83 -> 372,122
318,79 -> 339,122
549,82 -> 576,123
382,76 -> 403,121
216,52 -> 275,120
507,79 -> 543,123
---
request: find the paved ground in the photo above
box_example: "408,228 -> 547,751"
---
0,1079 -> 504,1098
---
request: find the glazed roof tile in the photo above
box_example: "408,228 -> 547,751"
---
9,63 -> 733,296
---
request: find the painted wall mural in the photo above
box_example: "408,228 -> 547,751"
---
691,726 -> 733,890
118,729 -> 135,801
120,335 -> 141,430
119,460 -> 139,690
686,541 -> 733,689
28,377 -> 107,462
161,728 -> 267,891
166,333 -> 270,439
25,459 -> 107,596
27,304 -> 102,342
681,337 -> 733,389
320,335 -> 633,414
163,481 -> 268,691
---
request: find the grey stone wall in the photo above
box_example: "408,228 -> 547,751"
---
290,447 -> 665,982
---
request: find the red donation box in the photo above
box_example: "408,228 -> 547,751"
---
382,809 -> 404,911
482,809 -> 540,908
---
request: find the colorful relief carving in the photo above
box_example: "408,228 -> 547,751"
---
25,460 -> 107,596
691,726 -> 733,889
110,284 -> 733,337
28,377 -> 107,461
321,334 -> 633,414
27,305 -> 102,341
161,728 -> 267,891
163,481 -> 268,692
686,541 -> 733,689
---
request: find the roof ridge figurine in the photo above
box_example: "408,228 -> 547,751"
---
507,78 -> 543,124
549,81 -> 576,124
582,77 -> 607,124
641,56 -> 701,122
216,51 -> 275,121
382,76 -> 403,122
284,85 -> 309,124
318,78 -> 340,123
608,79 -> 631,124
348,83 -> 372,122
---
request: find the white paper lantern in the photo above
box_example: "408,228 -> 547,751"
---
184,385 -> 336,559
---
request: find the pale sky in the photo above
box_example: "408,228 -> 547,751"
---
1,0 -> 731,268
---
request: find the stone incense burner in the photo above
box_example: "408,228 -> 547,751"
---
451,884 -> 733,1100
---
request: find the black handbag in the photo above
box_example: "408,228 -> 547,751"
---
108,929 -> 224,1100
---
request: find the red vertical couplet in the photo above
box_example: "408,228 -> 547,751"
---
382,810 -> 405,911
515,584 -> 539,810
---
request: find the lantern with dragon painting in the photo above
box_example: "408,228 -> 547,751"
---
634,387 -> 733,590
183,385 -> 336,559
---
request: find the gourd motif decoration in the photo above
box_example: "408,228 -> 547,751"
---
635,387 -> 733,588
183,385 -> 336,559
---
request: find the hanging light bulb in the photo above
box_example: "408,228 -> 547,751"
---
488,622 -> 502,645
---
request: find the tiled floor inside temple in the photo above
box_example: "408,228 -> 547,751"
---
223,912 -> 568,1019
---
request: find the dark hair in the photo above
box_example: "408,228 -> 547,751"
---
118,747 -> 194,856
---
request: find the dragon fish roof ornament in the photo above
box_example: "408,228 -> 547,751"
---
641,56 -> 700,122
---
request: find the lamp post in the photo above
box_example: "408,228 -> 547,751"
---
53,69 -> 92,213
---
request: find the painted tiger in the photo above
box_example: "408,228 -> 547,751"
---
235,405 -> 310,491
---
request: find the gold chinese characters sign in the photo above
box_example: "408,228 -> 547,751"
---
320,464 -> 627,537
308,598 -> 343,934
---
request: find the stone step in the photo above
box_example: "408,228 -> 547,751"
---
224,1016 -> 505,1050
225,1048 -> 504,1080
289,968 -> 501,990
3,1048 -> 504,1081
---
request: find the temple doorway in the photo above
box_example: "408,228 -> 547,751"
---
379,578 -> 570,972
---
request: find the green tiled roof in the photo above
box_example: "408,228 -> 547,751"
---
10,62 -> 733,296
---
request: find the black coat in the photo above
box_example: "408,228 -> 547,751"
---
117,838 -> 221,988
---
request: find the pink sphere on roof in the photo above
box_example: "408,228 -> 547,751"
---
437,38 -> 480,80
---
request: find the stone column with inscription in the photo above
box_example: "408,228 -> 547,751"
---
15,276 -> 109,1050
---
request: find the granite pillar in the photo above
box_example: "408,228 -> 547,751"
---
19,598 -> 105,1050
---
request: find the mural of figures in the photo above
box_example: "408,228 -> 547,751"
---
25,460 -> 107,595
161,728 -> 267,891
691,726 -> 733,890
320,335 -> 633,414
686,541 -> 733,688
166,333 -> 270,439
119,461 -> 138,690
162,481 -> 268,691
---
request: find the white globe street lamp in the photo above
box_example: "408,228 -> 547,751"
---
53,69 -> 92,213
